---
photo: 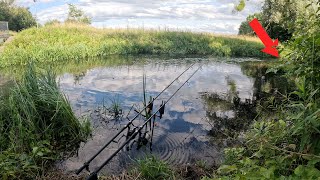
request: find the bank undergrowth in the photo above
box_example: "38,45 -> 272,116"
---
0,64 -> 91,179
205,1 -> 320,179
0,23 -> 268,67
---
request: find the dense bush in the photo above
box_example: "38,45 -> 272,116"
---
207,1 -> 320,179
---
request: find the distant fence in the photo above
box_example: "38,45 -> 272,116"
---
0,21 -> 9,43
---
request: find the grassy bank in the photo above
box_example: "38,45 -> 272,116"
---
0,23 -> 268,67
0,64 -> 91,179
97,156 -> 210,180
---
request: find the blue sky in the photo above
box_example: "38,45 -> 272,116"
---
16,0 -> 264,34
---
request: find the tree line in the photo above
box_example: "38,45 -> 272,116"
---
0,2 -> 90,32
0,1 -> 36,31
238,0 -> 312,42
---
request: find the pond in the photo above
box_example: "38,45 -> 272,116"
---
54,56 -> 284,175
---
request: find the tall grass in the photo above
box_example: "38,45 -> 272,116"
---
0,23 -> 268,67
133,156 -> 174,180
0,64 -> 91,179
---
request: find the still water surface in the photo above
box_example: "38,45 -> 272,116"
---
57,57 -> 261,175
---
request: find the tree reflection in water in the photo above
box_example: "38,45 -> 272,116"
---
202,61 -> 294,149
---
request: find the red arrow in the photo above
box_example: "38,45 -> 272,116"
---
249,18 -> 279,58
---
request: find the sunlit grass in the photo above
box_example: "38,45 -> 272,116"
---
0,23 -> 269,67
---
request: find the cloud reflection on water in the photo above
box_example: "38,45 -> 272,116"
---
58,58 -> 255,174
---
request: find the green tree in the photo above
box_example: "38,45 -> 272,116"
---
238,13 -> 262,36
238,0 -> 308,42
0,2 -> 12,23
260,0 -> 298,42
66,4 -> 91,24
0,2 -> 36,31
2,0 -> 15,5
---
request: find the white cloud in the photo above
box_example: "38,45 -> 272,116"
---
36,4 -> 69,23
18,0 -> 264,34
15,0 -> 55,7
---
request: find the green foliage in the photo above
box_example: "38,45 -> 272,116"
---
0,2 -> 36,31
289,78 -> 320,153
208,82 -> 320,179
238,13 -> 262,36
0,64 -> 91,179
209,2 -> 320,179
238,0 -> 314,42
107,96 -> 123,118
134,156 -> 174,180
282,1 -> 320,92
259,0 -> 297,41
235,0 -> 246,11
0,23 -> 269,67
66,4 -> 91,24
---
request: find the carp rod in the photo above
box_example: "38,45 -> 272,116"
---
76,62 -> 196,175
86,65 -> 201,180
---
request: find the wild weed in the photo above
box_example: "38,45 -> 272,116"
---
0,64 -> 91,179
133,156 -> 174,180
0,23 -> 268,67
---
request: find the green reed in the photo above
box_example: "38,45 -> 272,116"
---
0,64 -> 91,179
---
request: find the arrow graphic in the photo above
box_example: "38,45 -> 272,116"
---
249,18 -> 279,58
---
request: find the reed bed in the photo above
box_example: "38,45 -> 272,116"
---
0,23 -> 268,67
0,64 -> 91,179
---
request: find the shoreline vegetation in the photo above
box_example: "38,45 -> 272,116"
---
0,64 -> 91,179
0,23 -> 269,68
0,3 -> 318,177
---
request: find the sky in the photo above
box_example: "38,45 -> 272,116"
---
15,0 -> 264,34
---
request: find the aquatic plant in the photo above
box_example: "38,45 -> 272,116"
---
0,64 -> 91,179
0,23 -> 269,67
108,96 -> 123,118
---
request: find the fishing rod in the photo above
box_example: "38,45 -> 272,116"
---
86,65 -> 201,180
76,62 -> 196,175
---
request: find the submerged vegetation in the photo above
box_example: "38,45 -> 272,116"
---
0,64 -> 91,179
0,23 -> 268,67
